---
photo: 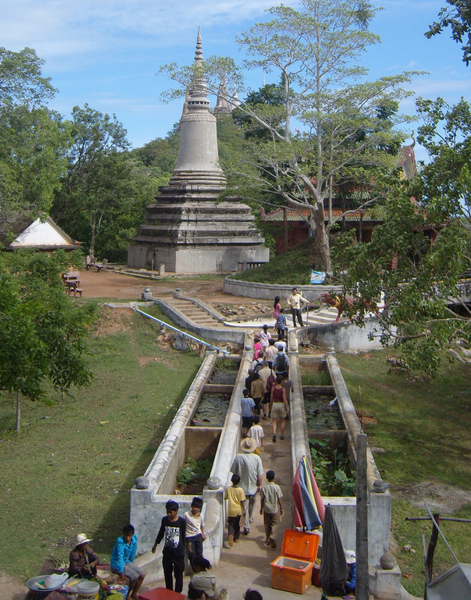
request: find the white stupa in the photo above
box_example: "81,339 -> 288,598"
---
128,29 -> 269,273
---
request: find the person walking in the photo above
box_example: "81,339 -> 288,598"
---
276,308 -> 287,341
273,347 -> 289,379
259,325 -> 271,352
264,338 -> 278,369
273,296 -> 281,331
287,287 -> 308,327
230,438 -> 263,536
270,375 -> 289,442
260,470 -> 283,549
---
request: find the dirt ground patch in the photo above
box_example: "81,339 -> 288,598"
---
0,574 -> 27,600
76,269 -> 243,304
75,269 -> 273,318
391,480 -> 471,513
93,306 -> 133,335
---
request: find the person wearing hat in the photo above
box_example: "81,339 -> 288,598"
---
68,533 -> 99,578
344,549 -> 356,599
230,437 -> 263,536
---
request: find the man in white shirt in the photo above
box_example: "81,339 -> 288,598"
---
287,287 -> 308,327
230,438 -> 263,535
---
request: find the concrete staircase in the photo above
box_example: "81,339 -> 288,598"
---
167,297 -> 228,329
166,298 -> 342,330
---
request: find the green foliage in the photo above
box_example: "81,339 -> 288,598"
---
0,48 -> 67,229
0,46 -> 56,108
301,369 -> 331,386
0,251 -> 97,424
332,177 -> 470,375
131,124 -> 180,179
52,104 -> 134,258
426,0 -> 471,65
176,456 -> 213,486
309,438 -> 356,496
0,305 -> 202,577
230,239 -> 316,284
415,96 -> 471,225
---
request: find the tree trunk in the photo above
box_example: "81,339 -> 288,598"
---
89,210 -> 97,258
16,389 -> 20,433
312,201 -> 331,273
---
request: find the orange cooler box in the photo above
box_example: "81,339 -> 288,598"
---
271,529 -> 320,594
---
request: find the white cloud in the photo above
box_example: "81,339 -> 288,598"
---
2,0 -> 274,65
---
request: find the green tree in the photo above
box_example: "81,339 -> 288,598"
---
415,96 -> 471,226
0,48 -> 68,232
52,104 -> 131,258
159,0 -> 417,272
333,173 -> 470,376
0,47 -> 55,108
426,0 -> 471,65
0,251 -> 96,430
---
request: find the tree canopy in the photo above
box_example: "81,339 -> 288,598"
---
0,251 -> 97,429
0,48 -> 68,231
159,0 -> 418,272
426,0 -> 471,65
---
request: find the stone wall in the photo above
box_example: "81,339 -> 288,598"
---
223,277 -> 341,301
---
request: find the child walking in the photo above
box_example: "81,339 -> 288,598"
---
276,308 -> 287,341
184,496 -> 206,570
260,470 -> 283,549
152,500 -> 186,593
223,473 -> 246,548
247,416 -> 264,455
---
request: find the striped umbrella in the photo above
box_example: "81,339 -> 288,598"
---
292,455 -> 325,530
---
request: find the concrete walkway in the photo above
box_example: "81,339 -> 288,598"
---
212,419 -> 324,600
139,418 -> 325,599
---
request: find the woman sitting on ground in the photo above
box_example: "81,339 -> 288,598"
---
68,533 -> 99,578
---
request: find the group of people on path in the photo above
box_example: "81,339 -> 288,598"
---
227,438 -> 284,553
274,287 -> 309,334
247,324 -> 293,442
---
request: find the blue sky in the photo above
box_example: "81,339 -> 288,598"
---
3,0 -> 470,162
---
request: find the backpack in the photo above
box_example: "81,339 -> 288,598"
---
267,374 -> 276,392
276,353 -> 287,372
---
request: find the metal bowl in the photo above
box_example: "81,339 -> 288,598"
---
26,575 -> 64,596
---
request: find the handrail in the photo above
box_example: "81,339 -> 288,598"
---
133,307 -> 231,355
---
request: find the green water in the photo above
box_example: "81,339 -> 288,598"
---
304,393 -> 344,430
193,393 -> 230,427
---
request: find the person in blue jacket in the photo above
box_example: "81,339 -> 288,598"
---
110,524 -> 145,600
344,549 -> 356,599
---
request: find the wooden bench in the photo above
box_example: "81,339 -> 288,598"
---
95,258 -> 108,272
65,280 -> 83,298
86,256 -> 97,270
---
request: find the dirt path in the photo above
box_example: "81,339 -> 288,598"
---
75,269 -> 253,306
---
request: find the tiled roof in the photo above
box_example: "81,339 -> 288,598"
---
262,207 -> 382,223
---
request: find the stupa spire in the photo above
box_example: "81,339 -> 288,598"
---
188,27 -> 209,110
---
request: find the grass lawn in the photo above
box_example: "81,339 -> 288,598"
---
337,350 -> 471,596
0,304 -> 202,580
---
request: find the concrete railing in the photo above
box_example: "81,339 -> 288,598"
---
153,298 -> 245,344
131,350 -> 249,584
325,350 -> 391,563
223,277 -> 341,301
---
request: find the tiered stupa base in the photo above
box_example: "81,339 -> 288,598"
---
128,173 -> 269,273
